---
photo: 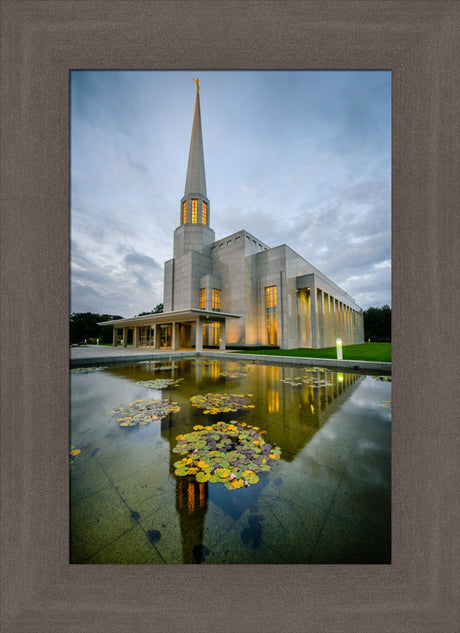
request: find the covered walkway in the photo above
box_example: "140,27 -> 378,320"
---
98,308 -> 241,352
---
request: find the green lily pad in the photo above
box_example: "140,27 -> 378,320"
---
196,471 -> 211,483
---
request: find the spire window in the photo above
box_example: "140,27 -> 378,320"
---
192,199 -> 197,224
202,201 -> 207,225
200,288 -> 206,309
182,201 -> 187,224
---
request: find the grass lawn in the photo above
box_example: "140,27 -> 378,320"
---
237,342 -> 391,362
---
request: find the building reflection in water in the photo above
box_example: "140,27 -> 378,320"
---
157,361 -> 364,563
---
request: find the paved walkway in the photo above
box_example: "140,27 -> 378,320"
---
70,345 -> 391,373
70,345 -> 198,365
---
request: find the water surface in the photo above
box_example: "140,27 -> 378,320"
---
70,359 -> 391,564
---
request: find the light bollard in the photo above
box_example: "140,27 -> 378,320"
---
336,338 -> 343,360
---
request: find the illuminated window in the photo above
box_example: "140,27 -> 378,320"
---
192,199 -> 197,223
182,201 -> 187,223
212,322 -> 221,345
200,288 -> 206,309
265,285 -> 277,308
202,201 -> 207,225
265,285 -> 278,346
212,288 -> 221,311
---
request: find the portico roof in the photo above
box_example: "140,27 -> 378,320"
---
98,308 -> 241,328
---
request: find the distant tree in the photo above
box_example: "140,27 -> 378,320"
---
70,312 -> 123,344
136,303 -> 164,316
363,305 -> 391,342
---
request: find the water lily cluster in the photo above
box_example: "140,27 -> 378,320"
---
191,358 -> 213,366
137,360 -> 176,371
173,422 -> 281,488
280,375 -> 333,387
135,378 -> 184,389
108,398 -> 181,427
190,392 -> 254,415
219,364 -> 251,379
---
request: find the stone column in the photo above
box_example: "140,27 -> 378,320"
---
332,299 -> 336,343
343,306 -> 348,344
122,328 -> 128,347
339,301 -> 343,340
330,297 -> 335,345
172,323 -> 180,350
112,327 -> 117,347
219,320 -> 226,351
195,318 -> 203,352
310,285 -> 318,348
133,326 -> 138,348
324,293 -> 330,347
318,289 -> 325,348
154,324 -> 160,349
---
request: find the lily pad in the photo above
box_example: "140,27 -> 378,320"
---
196,471 -> 211,483
108,398 -> 181,427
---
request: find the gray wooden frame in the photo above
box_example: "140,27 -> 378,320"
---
1,1 -> 458,631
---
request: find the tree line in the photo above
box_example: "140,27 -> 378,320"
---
363,305 -> 391,342
70,304 -> 163,344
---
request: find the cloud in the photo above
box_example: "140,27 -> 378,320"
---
71,70 -> 391,313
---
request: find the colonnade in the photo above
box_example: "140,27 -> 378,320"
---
112,317 -> 226,351
298,287 -> 364,348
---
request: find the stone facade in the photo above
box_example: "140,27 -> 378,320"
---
101,83 -> 364,350
162,87 -> 364,349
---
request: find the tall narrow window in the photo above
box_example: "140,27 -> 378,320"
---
202,201 -> 207,225
265,285 -> 278,346
182,201 -> 187,224
200,288 -> 206,309
212,288 -> 221,311
192,199 -> 197,223
212,322 -> 221,345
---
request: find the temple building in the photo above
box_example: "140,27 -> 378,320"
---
100,80 -> 364,350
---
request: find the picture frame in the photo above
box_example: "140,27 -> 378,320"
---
1,1 -> 458,631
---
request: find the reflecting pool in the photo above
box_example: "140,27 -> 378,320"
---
70,359 -> 391,564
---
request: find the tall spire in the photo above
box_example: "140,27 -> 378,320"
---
184,78 -> 207,198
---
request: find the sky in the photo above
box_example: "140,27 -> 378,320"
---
71,70 -> 391,317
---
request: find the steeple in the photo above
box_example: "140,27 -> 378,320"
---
180,79 -> 210,226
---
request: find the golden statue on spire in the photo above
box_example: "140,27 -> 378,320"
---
191,77 -> 200,92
